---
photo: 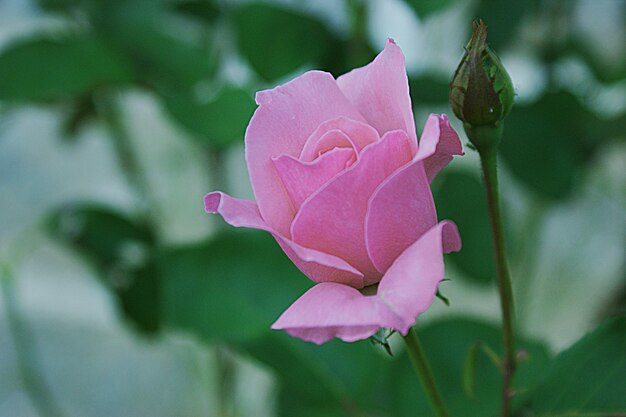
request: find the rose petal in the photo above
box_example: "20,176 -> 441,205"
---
300,117 -> 380,162
291,130 -> 413,284
271,283 -> 404,344
337,39 -> 417,154
204,192 -> 364,288
365,160 -> 437,273
271,221 -> 461,343
416,114 -> 464,182
246,71 -> 365,237
377,221 -> 462,334
272,147 -> 356,210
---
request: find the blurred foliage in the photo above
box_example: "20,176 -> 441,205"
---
1,0 -> 625,416
47,205 -> 160,333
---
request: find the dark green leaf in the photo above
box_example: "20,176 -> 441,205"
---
164,85 -> 256,149
47,204 -> 160,332
410,74 -> 452,106
404,0 -> 459,19
95,0 -> 214,91
385,318 -> 551,417
171,0 -> 219,24
522,316 -> 626,416
0,36 -> 132,102
233,4 -> 334,81
160,229 -> 309,342
501,91 -> 610,200
433,172 -> 495,285
473,0 -> 529,50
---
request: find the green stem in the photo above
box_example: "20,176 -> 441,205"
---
402,328 -> 450,417
478,148 -> 516,417
1,267 -> 64,417
95,91 -> 158,229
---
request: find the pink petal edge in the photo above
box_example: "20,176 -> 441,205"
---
416,114 -> 464,182
271,221 -> 461,344
204,192 -> 364,288
337,39 -> 418,154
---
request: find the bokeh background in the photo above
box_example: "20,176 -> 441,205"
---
0,0 -> 625,416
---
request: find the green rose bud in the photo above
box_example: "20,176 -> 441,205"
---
449,20 -> 514,153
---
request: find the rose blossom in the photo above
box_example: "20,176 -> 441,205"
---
204,39 -> 463,344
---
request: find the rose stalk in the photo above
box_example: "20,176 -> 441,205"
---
204,40 -> 463,415
450,20 -> 516,417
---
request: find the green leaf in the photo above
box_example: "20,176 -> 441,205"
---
433,172 -> 495,285
95,0 -> 214,91
159,229 -> 309,342
385,319 -> 551,417
410,74 -> 452,106
159,229 -> 391,415
171,0 -> 220,24
404,0 -> 459,19
522,316 -> 626,416
0,35 -> 132,102
473,0 -> 529,50
501,91 -> 610,200
233,4 -> 334,81
164,86 -> 256,149
47,204 -> 160,332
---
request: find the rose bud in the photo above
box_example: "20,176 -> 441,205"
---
205,40 -> 463,344
449,20 -> 514,152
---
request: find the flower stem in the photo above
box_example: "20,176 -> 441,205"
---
478,147 -> 516,417
402,327 -> 449,417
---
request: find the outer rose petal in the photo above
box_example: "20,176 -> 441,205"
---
272,147 -> 356,210
416,114 -> 464,182
365,160 -> 437,273
271,221 -> 461,344
337,39 -> 418,154
377,220 -> 461,334
204,192 -> 364,288
246,71 -> 365,237
291,130 -> 413,284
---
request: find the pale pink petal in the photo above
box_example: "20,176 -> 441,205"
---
365,160 -> 437,273
246,71 -> 365,237
271,283 -> 405,344
337,39 -> 417,153
272,147 -> 356,210
271,221 -> 461,344
415,114 -> 464,182
300,117 -> 380,162
204,192 -> 364,288
377,221 -> 462,334
291,130 -> 413,284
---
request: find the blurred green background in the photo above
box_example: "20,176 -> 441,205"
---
0,0 -> 625,416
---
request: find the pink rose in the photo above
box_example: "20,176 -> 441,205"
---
205,40 -> 463,344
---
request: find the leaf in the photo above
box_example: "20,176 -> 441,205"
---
410,74 -> 452,106
95,0 -> 215,91
159,229 -> 391,415
171,0 -> 220,24
522,316 -> 626,416
233,4 -> 334,81
501,91 -> 611,200
473,0 -> 529,50
47,204 -> 160,332
385,319 -> 551,417
164,86 -> 256,149
433,172 -> 496,285
0,35 -> 132,102
159,229 -> 309,342
404,0 -> 459,19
